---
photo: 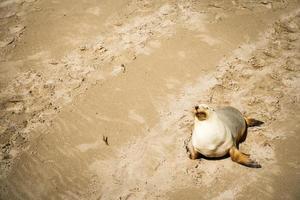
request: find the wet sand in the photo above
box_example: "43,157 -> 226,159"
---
0,0 -> 300,199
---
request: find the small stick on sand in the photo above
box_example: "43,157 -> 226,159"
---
102,135 -> 109,145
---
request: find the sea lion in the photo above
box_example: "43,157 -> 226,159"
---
187,104 -> 263,168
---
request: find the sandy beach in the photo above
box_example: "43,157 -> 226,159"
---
0,0 -> 300,199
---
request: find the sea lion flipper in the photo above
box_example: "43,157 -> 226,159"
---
241,152 -> 250,156
186,142 -> 200,160
229,146 -> 261,168
245,117 -> 264,127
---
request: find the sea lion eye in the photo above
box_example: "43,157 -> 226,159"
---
195,105 -> 199,110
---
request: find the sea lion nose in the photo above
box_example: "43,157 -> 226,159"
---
195,105 -> 199,110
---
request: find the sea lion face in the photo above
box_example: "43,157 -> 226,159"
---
193,104 -> 214,121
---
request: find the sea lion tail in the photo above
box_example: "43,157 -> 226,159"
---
245,118 -> 264,127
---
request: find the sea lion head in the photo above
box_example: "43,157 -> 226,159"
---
193,104 -> 215,121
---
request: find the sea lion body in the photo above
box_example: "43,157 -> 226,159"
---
192,107 -> 245,157
188,104 -> 263,168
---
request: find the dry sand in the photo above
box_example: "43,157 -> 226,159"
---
0,0 -> 300,199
